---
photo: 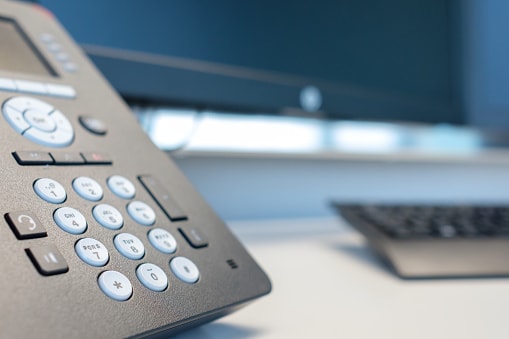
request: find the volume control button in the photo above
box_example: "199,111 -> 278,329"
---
138,175 -> 187,221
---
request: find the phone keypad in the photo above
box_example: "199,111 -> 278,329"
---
25,173 -> 200,301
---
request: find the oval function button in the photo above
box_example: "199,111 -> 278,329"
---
54,207 -> 87,234
75,238 -> 109,267
127,201 -> 156,226
114,233 -> 145,260
148,228 -> 177,254
79,116 -> 108,136
98,271 -> 132,301
170,256 -> 200,284
33,178 -> 67,204
24,109 -> 56,132
93,204 -> 124,230
107,175 -> 135,199
73,176 -> 103,201
136,263 -> 168,292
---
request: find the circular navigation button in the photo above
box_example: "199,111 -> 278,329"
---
98,271 -> 132,301
107,175 -> 135,199
127,201 -> 156,226
136,263 -> 168,292
114,233 -> 145,260
170,256 -> 200,284
148,228 -> 177,254
54,207 -> 87,234
33,178 -> 66,204
75,238 -> 109,267
93,204 -> 123,230
73,176 -> 104,201
2,96 -> 75,148
24,109 -> 56,132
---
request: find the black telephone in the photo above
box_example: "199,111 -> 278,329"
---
0,2 -> 271,338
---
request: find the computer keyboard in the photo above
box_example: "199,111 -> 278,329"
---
334,203 -> 509,278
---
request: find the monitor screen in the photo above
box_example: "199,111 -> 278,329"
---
37,0 -> 462,125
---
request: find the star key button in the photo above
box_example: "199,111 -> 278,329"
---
98,271 -> 132,301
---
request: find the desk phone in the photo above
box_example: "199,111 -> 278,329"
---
0,2 -> 271,338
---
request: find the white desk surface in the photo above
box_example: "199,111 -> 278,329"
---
174,217 -> 509,339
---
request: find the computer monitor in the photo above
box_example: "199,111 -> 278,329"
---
31,0 -> 509,129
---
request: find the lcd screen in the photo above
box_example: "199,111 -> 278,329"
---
0,18 -> 55,76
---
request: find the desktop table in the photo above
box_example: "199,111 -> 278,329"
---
174,216 -> 509,339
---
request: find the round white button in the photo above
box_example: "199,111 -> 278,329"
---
5,96 -> 54,114
148,228 -> 177,254
3,105 -> 30,133
73,176 -> 103,201
75,238 -> 109,267
93,204 -> 124,230
54,207 -> 87,234
170,256 -> 200,284
114,233 -> 145,260
127,201 -> 156,226
107,175 -> 136,199
24,109 -> 56,132
34,178 -> 66,204
98,271 -> 132,301
136,263 -> 168,292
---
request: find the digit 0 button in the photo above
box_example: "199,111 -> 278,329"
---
34,178 -> 67,204
136,263 -> 168,292
114,233 -> 145,260
75,238 -> 109,267
54,207 -> 87,234
127,201 -> 156,226
73,176 -> 103,201
98,271 -> 132,301
170,256 -> 200,284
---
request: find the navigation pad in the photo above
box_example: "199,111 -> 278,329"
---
2,96 -> 74,147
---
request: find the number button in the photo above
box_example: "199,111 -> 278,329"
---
92,204 -> 124,230
73,176 -> 103,201
136,263 -> 168,292
54,207 -> 87,234
107,175 -> 135,199
170,256 -> 200,284
114,233 -> 145,260
98,271 -> 132,301
34,178 -> 67,204
148,228 -> 177,254
75,238 -> 109,267
127,201 -> 156,226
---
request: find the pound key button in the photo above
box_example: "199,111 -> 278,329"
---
5,211 -> 47,239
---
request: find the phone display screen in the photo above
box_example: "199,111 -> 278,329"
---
0,18 -> 55,77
